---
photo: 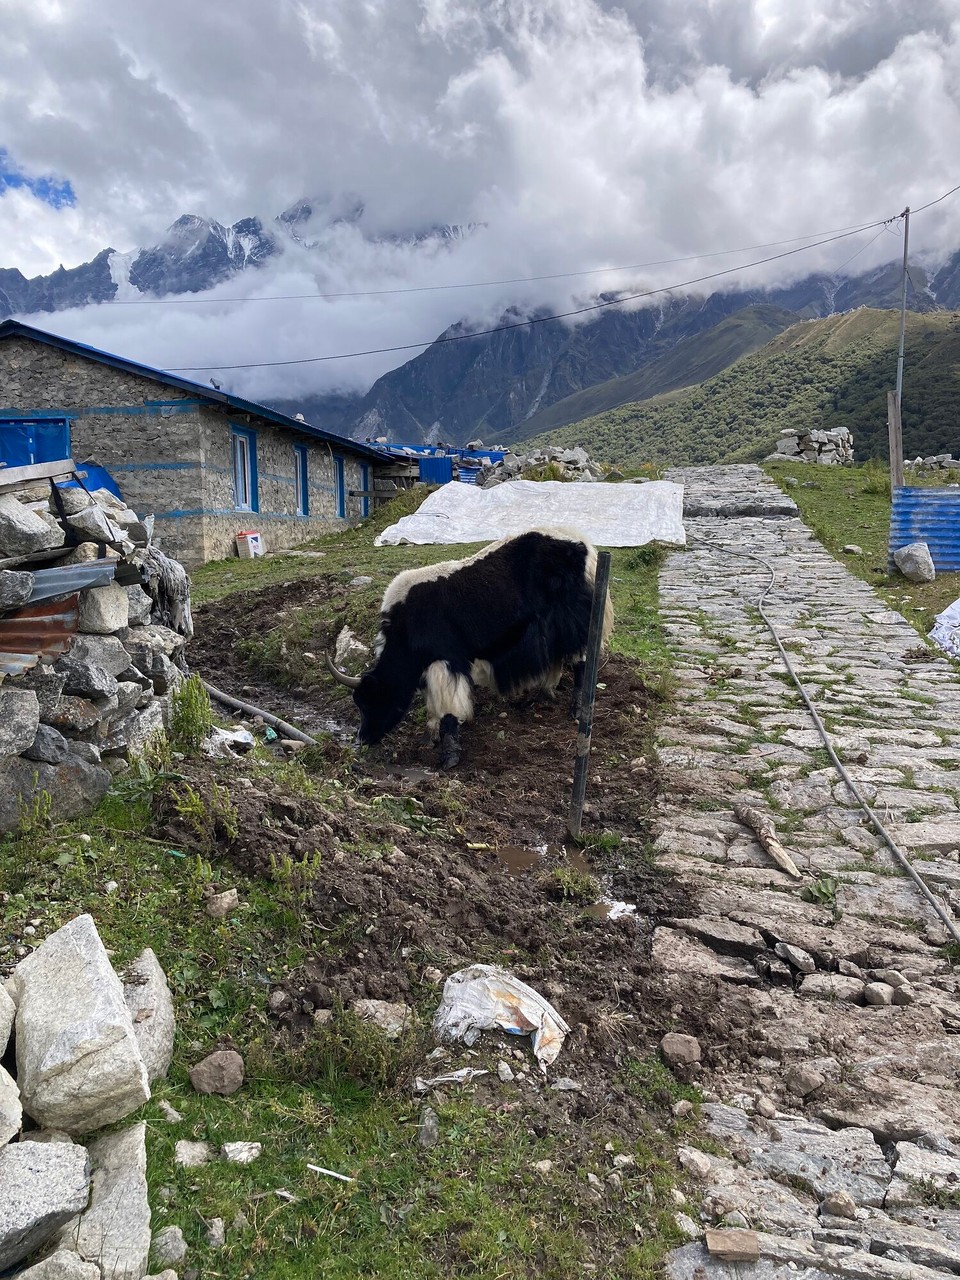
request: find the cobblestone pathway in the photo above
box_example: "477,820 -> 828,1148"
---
656,467 -> 960,1278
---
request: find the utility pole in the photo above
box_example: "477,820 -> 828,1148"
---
888,207 -> 909,495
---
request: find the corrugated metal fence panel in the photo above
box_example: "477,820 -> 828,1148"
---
457,467 -> 480,485
890,486 -> 960,572
0,592 -> 80,677
418,455 -> 454,485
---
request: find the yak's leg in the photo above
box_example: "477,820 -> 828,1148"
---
438,713 -> 461,769
570,659 -> 586,720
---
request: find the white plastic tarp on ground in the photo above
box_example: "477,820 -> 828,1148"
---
931,596 -> 960,661
374,478 -> 686,547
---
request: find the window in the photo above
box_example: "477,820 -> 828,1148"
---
334,455 -> 346,519
360,462 -> 371,518
294,444 -> 309,517
231,425 -> 258,512
0,417 -> 70,468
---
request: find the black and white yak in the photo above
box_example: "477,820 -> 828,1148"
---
324,527 -> 613,768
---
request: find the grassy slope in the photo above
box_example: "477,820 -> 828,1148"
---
763,459 -> 960,638
523,309 -> 960,469
504,304 -> 798,444
2,496 -> 687,1280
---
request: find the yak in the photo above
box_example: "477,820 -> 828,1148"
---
324,527 -> 613,768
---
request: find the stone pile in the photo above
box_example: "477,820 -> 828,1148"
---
475,444 -> 607,487
0,913 -> 176,1278
905,452 -> 960,474
772,426 -> 854,465
0,478 -> 193,835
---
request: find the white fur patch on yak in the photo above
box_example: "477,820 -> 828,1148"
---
424,661 -> 475,736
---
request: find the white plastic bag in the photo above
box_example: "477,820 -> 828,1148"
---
433,964 -> 570,1068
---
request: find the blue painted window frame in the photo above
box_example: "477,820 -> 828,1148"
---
360,463 -> 370,518
231,424 -> 259,513
293,444 -> 310,517
334,455 -> 346,519
0,416 -> 71,467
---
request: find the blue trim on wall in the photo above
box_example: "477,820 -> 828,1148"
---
334,455 -> 346,519
0,400 -> 201,419
231,423 -> 259,514
157,508 -> 339,521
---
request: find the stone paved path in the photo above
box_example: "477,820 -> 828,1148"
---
655,467 -> 960,1278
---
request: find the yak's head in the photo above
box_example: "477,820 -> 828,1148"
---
325,654 -> 412,747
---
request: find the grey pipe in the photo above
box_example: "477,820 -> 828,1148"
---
200,679 -> 319,746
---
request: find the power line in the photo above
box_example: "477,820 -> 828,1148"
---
167,217 -> 893,371
105,219 -> 883,306
911,180 -> 960,215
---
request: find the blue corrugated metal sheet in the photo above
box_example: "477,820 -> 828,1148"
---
890,485 -> 960,572
418,455 -> 454,484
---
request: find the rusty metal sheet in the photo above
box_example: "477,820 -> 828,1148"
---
0,592 -> 80,677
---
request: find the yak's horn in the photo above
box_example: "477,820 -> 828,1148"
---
324,652 -> 362,689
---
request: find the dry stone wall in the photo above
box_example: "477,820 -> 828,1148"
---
772,426 -> 854,465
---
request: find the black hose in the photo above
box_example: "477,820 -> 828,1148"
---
200,679 -> 318,746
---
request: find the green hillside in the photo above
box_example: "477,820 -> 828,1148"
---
524,308 -> 960,467
504,304 -> 798,443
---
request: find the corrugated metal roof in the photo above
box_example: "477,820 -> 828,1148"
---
27,561 -> 118,604
0,319 -> 388,463
890,485 -> 960,573
0,592 -> 80,677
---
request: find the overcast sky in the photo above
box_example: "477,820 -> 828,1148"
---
3,0 -> 960,401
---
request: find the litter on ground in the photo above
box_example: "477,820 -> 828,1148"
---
433,963 -> 571,1068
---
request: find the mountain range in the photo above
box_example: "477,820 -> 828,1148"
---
3,197 -> 960,449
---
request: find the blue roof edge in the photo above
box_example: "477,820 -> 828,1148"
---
0,319 -> 387,462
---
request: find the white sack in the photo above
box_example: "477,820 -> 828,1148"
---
433,963 -> 570,1068
375,478 -> 686,548
931,596 -> 960,661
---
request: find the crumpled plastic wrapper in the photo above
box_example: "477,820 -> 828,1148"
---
433,963 -> 570,1068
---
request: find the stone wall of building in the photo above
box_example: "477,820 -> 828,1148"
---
1,337 -> 377,564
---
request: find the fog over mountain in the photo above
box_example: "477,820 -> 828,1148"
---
2,0 -> 960,415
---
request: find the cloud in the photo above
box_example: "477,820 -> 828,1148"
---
3,0 -> 960,401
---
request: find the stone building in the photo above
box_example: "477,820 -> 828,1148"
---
0,320 -> 387,564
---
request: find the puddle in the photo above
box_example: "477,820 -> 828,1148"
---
490,841 -> 636,922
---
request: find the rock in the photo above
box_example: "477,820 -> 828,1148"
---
60,543 -> 104,565
675,1213 -> 701,1239
151,1225 -> 188,1268
0,985 -> 13,1057
62,1122 -> 150,1280
65,636 -> 132,678
893,983 -> 916,1006
99,701 -> 167,760
348,575 -> 372,588
142,1273 -> 178,1280
704,1103 -> 891,1206
204,888 -> 239,919
351,998 -> 414,1039
78,584 -> 130,635
704,1228 -> 759,1261
0,688 -> 40,757
125,586 -> 153,627
821,1189 -> 857,1219
18,1130 -> 75,1146
174,1140 -> 212,1167
785,1064 -> 825,1096
774,942 -> 816,973
894,541 -> 936,583
418,1105 -> 440,1148
67,741 -> 102,766
497,1060 -> 515,1082
678,1146 -> 712,1178
221,1141 -> 261,1164
334,626 -> 369,669
0,494 -> 65,556
9,914 -> 150,1134
842,544 -> 863,555
16,666 -> 67,719
122,625 -> 185,673
201,1216 -> 225,1249
886,1141 -> 960,1206
23,724 -> 71,765
123,949 -> 175,1083
672,1099 -> 695,1118
798,973 -> 864,1002
157,1100 -> 183,1123
189,1049 -> 244,1096
0,568 -> 34,611
66,506 -> 124,546
0,1141 -> 90,1271
0,1064 -> 22,1146
863,981 -> 896,1007
532,1159 -> 553,1175
661,1032 -> 702,1068
16,1251 -> 101,1279
55,656 -> 119,700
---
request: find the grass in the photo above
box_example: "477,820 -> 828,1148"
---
2,487 -> 693,1279
763,459 -> 960,640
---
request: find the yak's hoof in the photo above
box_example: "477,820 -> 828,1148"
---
440,752 -> 460,771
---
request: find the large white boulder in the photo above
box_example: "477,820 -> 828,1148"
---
0,1064 -> 21,1146
78,584 -> 130,635
56,1123 -> 151,1280
0,688 -> 40,758
0,985 -> 13,1056
17,1250 -> 101,1279
893,541 -> 936,584
9,915 -> 150,1135
0,1141 -> 90,1271
122,950 -> 175,1083
0,494 -> 66,557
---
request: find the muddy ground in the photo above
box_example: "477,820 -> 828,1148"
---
184,575 -> 740,1188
